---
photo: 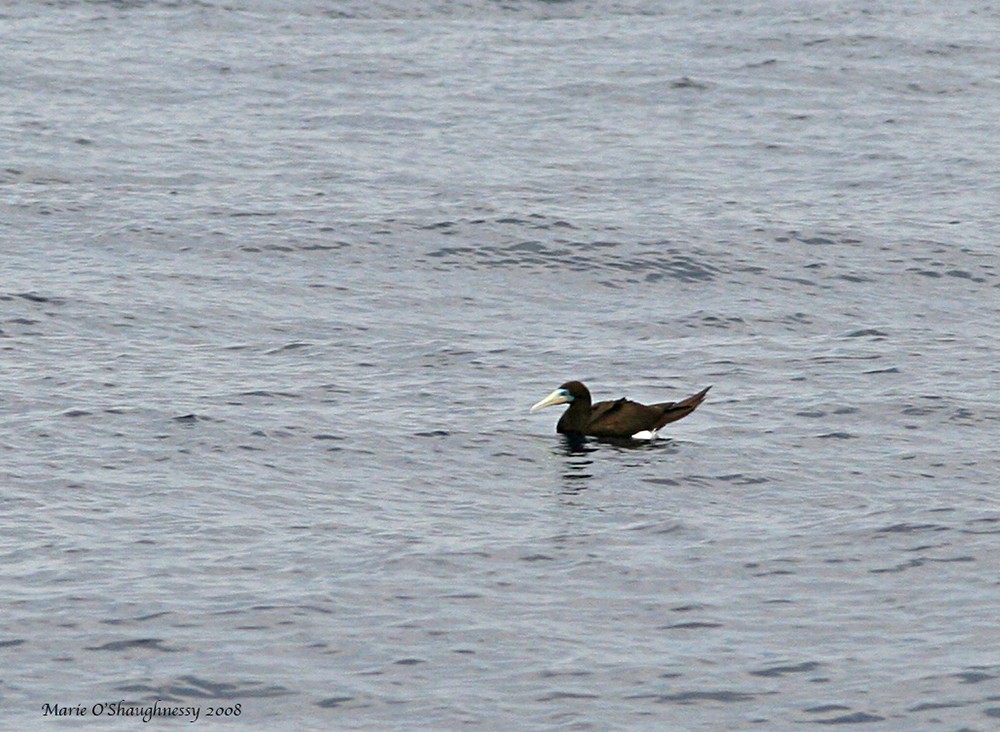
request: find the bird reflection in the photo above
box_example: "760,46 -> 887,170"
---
558,433 -> 677,454
556,434 -> 595,490
552,434 -> 680,493
558,433 -> 593,456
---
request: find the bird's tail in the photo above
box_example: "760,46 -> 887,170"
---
653,386 -> 711,429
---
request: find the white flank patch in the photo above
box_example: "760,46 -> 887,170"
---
631,429 -> 658,440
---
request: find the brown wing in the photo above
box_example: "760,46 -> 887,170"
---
587,386 -> 711,438
586,398 -> 666,438
588,398 -> 626,422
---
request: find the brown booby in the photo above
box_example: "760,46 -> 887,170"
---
530,381 -> 710,438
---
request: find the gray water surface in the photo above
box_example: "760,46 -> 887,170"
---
2,1 -> 999,729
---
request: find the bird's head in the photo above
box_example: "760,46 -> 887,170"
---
530,381 -> 589,412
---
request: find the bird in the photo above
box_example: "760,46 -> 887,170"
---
530,381 -> 710,439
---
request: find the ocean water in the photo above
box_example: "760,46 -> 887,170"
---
2,0 -> 999,729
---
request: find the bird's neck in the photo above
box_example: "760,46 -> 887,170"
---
557,396 -> 592,434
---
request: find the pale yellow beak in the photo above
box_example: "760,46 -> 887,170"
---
530,388 -> 571,413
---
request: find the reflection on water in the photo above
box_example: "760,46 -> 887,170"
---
603,437 -> 678,453
557,434 -> 593,456
556,434 -> 679,455
554,435 -> 682,492
556,434 -> 595,489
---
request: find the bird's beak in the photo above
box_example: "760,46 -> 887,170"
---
530,389 -> 570,413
